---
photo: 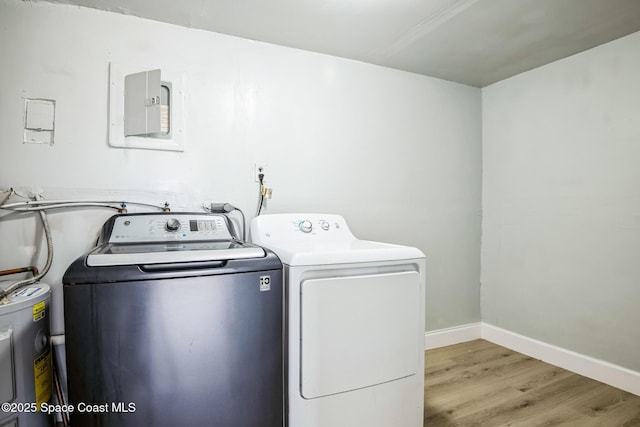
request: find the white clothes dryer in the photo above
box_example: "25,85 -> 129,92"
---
251,213 -> 425,427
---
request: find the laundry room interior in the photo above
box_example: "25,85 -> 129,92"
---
1,0 -> 640,425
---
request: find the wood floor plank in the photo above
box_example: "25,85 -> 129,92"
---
567,384 -> 640,426
454,371 -> 596,426
424,339 -> 640,426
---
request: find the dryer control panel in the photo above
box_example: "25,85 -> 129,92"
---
251,213 -> 356,243
293,218 -> 340,234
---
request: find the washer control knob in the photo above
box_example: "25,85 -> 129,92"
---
165,218 -> 181,232
299,220 -> 313,233
320,221 -> 330,231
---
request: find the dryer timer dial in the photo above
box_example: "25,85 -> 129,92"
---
298,220 -> 313,233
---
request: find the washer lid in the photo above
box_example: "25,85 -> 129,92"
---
86,241 -> 265,267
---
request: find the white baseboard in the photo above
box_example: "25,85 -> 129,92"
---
424,322 -> 482,350
481,323 -> 640,396
424,322 -> 640,396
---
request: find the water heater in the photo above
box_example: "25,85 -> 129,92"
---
0,282 -> 51,427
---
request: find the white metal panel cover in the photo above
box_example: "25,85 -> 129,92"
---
300,271 -> 421,399
124,69 -> 161,136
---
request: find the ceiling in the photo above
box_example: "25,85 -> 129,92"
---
44,0 -> 640,87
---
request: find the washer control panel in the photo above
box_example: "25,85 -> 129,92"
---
108,214 -> 234,243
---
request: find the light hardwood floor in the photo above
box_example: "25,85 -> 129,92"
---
424,339 -> 640,426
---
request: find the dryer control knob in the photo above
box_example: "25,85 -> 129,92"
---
299,220 -> 313,233
165,218 -> 181,232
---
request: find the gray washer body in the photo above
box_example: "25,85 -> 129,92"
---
63,214 -> 283,427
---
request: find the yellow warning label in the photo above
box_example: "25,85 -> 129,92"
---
32,301 -> 46,322
33,347 -> 52,410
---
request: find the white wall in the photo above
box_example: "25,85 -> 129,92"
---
0,0 -> 482,335
482,31 -> 640,371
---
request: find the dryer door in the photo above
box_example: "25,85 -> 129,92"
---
300,270 -> 421,399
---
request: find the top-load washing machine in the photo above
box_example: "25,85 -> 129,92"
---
63,212 -> 284,427
250,213 -> 425,427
